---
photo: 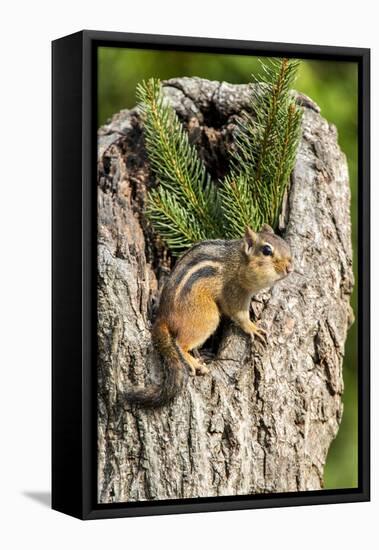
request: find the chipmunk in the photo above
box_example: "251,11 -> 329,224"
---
124,225 -> 293,408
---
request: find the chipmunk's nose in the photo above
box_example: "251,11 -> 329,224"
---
286,262 -> 294,274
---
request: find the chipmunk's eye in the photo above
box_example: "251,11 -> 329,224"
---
261,244 -> 273,256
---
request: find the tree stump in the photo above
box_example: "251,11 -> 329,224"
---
97,77 -> 354,503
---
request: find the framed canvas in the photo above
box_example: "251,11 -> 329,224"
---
52,30 -> 370,520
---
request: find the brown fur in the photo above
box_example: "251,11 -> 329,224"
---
125,226 -> 293,407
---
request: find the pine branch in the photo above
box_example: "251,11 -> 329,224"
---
137,78 -> 221,254
222,58 -> 303,234
270,102 -> 303,222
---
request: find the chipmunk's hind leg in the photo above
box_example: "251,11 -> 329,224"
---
174,295 -> 220,376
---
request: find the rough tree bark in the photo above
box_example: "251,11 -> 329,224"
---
97,77 -> 354,503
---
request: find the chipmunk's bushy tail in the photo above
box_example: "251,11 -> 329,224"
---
123,320 -> 187,408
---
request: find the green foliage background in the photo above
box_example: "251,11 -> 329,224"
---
98,47 -> 358,489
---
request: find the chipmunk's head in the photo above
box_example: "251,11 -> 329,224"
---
241,225 -> 293,291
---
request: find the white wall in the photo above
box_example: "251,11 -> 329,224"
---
1,1 -> 376,548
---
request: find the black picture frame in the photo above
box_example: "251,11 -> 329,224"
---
52,30 -> 370,520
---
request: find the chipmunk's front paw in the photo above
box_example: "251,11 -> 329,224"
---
245,321 -> 267,344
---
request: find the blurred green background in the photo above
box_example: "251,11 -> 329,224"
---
98,48 -> 358,489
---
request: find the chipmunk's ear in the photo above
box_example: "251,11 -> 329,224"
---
243,226 -> 258,256
261,223 -> 275,234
